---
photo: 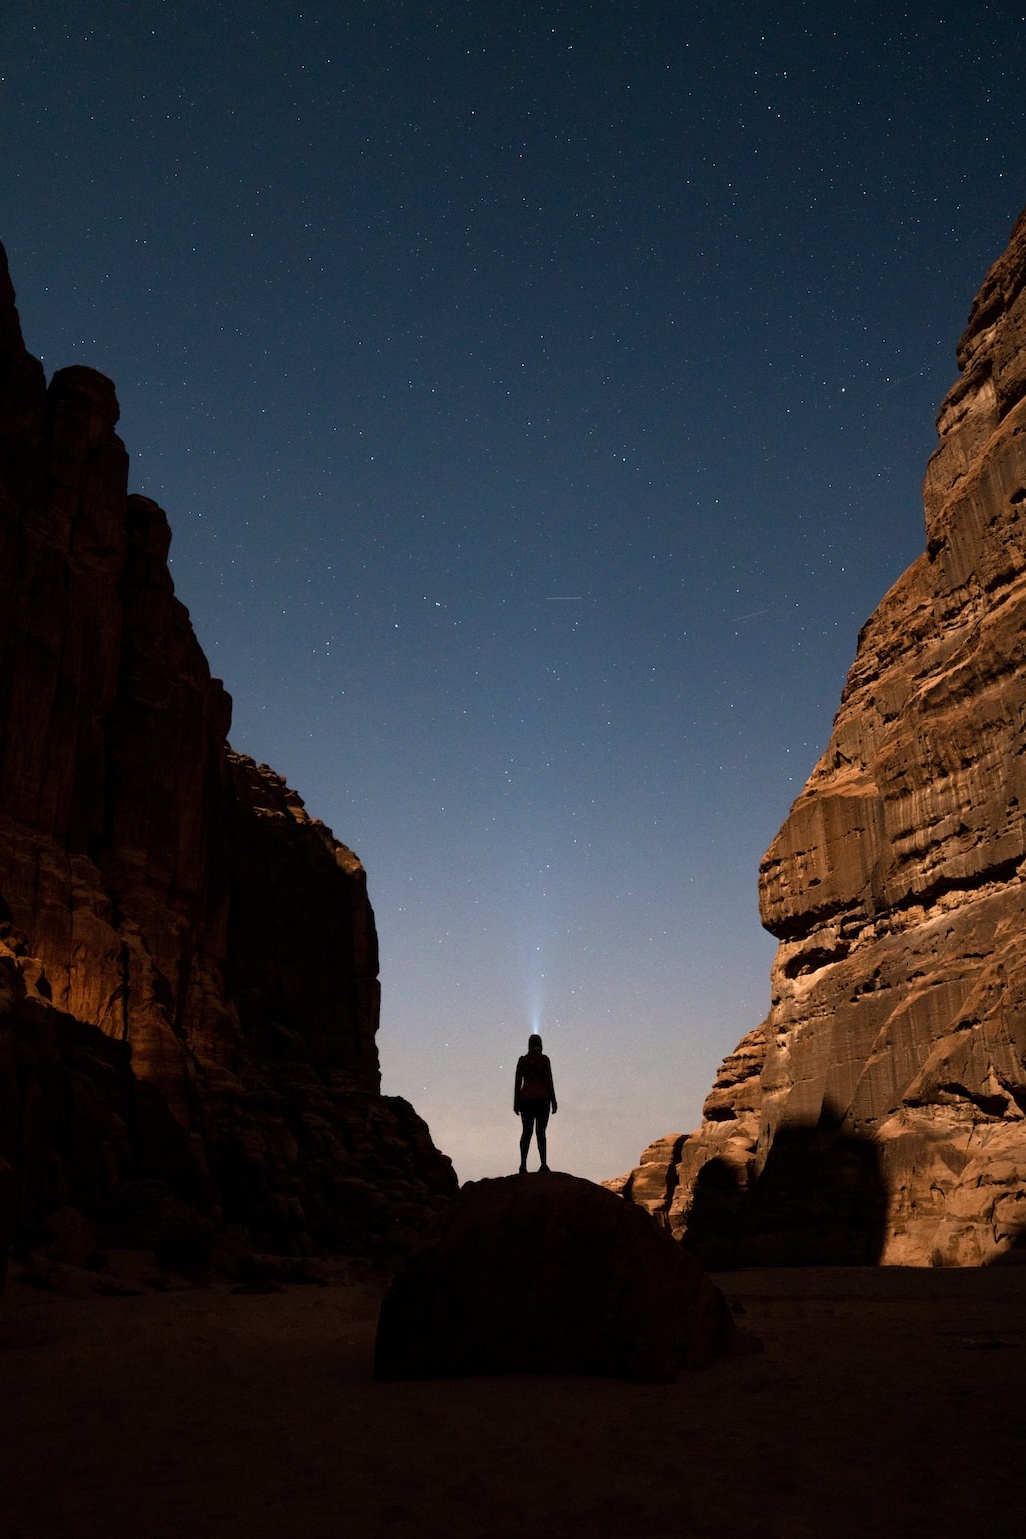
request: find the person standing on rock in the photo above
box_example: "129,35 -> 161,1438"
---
514,1033 -> 557,1173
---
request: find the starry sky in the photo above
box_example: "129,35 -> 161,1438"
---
3,2 -> 1025,1183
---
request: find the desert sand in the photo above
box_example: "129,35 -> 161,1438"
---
1,1260 -> 1022,1539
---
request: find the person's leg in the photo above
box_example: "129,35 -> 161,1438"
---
535,1104 -> 551,1170
519,1108 -> 535,1172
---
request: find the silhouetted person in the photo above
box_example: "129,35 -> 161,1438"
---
514,1033 -> 557,1173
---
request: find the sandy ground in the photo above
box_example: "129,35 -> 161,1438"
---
1,1259 -> 1023,1539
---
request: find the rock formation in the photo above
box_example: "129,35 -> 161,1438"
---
374,1172 -> 734,1381
614,207 -> 1026,1267
0,240 -> 456,1277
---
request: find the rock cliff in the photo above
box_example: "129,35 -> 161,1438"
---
0,241 -> 456,1274
614,208 -> 1026,1266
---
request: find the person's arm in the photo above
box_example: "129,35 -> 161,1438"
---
513,1057 -> 522,1113
548,1057 -> 557,1114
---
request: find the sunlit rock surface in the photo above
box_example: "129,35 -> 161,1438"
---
0,241 -> 456,1274
613,208 -> 1026,1267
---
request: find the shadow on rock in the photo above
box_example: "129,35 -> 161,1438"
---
985,1210 -> 1026,1266
683,1108 -> 889,1268
374,1171 -> 734,1382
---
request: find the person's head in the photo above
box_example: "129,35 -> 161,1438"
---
528,1033 -> 543,1053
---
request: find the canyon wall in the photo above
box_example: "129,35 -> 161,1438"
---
0,241 -> 456,1273
614,209 -> 1026,1266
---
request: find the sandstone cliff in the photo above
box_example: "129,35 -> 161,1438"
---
0,241 -> 456,1274
614,208 -> 1026,1266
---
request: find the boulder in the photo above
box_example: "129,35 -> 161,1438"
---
0,1155 -> 13,1292
373,1172 -> 734,1382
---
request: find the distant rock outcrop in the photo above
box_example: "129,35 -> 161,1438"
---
614,208 -> 1026,1267
0,241 -> 456,1276
374,1173 -> 734,1381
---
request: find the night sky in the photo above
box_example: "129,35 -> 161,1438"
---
3,2 -> 1025,1183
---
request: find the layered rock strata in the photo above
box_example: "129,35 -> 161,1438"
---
615,208 -> 1026,1266
0,241 -> 456,1272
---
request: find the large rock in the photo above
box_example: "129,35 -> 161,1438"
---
373,1172 -> 734,1382
613,207 -> 1026,1267
0,239 -> 456,1275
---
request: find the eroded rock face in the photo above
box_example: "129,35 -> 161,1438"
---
614,208 -> 1026,1267
374,1172 -> 734,1382
0,241 -> 456,1271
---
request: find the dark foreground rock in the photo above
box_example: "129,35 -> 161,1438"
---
373,1172 -> 734,1382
